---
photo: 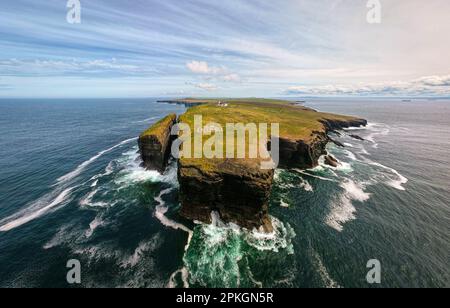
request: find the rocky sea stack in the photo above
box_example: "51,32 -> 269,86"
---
139,99 -> 367,232
138,114 -> 177,172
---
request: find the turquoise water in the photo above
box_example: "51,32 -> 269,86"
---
0,98 -> 448,288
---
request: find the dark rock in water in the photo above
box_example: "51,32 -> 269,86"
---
349,134 -> 365,141
330,130 -> 343,137
178,159 -> 274,233
324,155 -> 340,168
138,114 -> 177,172
329,137 -> 345,148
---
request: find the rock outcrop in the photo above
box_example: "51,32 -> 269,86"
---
321,118 -> 368,131
324,154 -> 340,167
138,114 -> 177,172
278,132 -> 329,170
349,134 -> 365,141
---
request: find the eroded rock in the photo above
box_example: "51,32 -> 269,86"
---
138,114 -> 177,172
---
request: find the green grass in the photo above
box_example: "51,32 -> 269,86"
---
175,98 -> 360,171
140,114 -> 176,143
179,99 -> 355,140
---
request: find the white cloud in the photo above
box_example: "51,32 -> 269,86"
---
194,83 -> 218,91
186,61 -> 226,75
186,61 -> 241,90
222,74 -> 241,82
284,74 -> 450,96
0,58 -> 153,76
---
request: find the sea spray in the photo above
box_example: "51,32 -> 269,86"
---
182,213 -> 296,288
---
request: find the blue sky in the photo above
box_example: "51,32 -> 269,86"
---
0,0 -> 449,98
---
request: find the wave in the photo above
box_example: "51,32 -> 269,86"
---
311,249 -> 341,288
299,178 -> 314,192
0,138 -> 138,232
168,267 -> 190,288
154,188 -> 193,251
85,214 -> 106,238
325,179 -> 371,232
0,187 -> 74,232
133,116 -> 159,124
365,159 -> 408,191
181,212 -> 296,288
293,169 -> 338,182
56,137 -> 136,185
120,235 -> 163,268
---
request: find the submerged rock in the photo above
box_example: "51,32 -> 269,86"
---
349,134 -> 365,141
138,114 -> 177,172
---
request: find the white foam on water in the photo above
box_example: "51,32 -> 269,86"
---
56,137 -> 136,185
154,188 -> 193,251
365,123 -> 390,149
120,235 -> 162,268
344,143 -> 354,148
325,195 -> 356,232
293,169 -> 338,182
168,267 -> 190,288
299,178 -> 314,192
245,216 -> 296,253
280,200 -> 290,208
325,179 -> 371,232
0,187 -> 74,232
133,116 -> 159,124
364,159 -> 408,191
344,150 -> 357,161
85,214 -> 106,238
79,189 -> 108,208
311,249 -> 341,288
0,138 -> 140,232
341,180 -> 371,202
43,224 -> 73,249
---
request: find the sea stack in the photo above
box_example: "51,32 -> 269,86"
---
138,114 -> 177,172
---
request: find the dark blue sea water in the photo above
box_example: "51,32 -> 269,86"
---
0,98 -> 448,288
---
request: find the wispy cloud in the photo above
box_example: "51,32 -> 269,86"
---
186,61 -> 226,75
0,58 -> 157,77
186,82 -> 218,92
284,75 -> 450,96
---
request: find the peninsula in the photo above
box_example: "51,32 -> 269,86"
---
139,99 -> 367,232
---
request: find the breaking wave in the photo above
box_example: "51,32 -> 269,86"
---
0,138 -> 137,232
325,179 -> 371,232
181,212 -> 296,288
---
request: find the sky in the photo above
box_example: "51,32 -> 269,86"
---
0,0 -> 449,98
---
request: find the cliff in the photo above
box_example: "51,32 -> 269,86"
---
138,114 -> 177,172
178,158 -> 274,232
140,99 -> 366,232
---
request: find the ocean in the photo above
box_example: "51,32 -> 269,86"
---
0,98 -> 448,288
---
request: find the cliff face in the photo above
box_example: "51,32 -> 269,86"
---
178,159 -> 274,233
278,132 -> 329,169
277,118 -> 367,169
321,118 -> 368,131
138,114 -> 177,172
